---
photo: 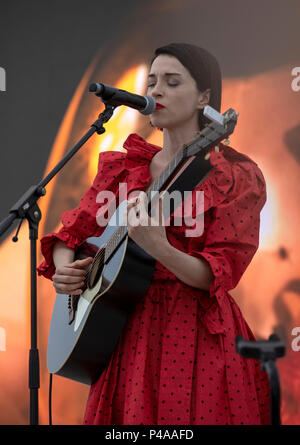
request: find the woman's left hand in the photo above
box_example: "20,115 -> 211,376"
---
126,191 -> 169,258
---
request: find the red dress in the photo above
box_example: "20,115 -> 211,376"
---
37,133 -> 271,425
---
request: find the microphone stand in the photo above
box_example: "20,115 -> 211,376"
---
0,101 -> 116,425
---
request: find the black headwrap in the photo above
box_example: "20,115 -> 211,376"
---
150,42 -> 222,131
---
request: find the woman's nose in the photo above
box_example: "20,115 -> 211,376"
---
150,83 -> 163,98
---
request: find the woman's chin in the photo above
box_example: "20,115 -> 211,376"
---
150,118 -> 167,128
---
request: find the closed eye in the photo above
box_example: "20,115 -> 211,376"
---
148,83 -> 179,88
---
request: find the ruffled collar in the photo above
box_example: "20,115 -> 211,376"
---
121,133 -> 162,189
123,133 -> 162,162
210,142 -> 258,167
123,133 -> 254,166
122,134 -> 257,195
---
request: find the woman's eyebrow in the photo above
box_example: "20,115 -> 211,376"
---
148,73 -> 182,78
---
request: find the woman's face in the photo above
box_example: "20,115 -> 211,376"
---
147,54 -> 210,131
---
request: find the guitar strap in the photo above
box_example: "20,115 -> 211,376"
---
162,148 -> 214,214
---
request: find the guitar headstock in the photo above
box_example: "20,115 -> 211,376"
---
182,106 -> 239,159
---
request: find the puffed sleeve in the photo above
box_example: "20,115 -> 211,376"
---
189,154 -> 267,305
37,151 -> 127,280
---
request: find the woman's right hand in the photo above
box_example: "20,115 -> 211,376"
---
52,257 -> 93,295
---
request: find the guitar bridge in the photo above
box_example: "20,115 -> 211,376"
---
68,294 -> 80,325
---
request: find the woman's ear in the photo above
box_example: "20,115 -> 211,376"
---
197,88 -> 211,109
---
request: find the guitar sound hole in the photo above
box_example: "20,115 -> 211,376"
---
87,250 -> 105,288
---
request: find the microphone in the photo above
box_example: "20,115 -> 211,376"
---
89,83 -> 156,115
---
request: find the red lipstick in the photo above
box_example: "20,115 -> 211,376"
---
155,102 -> 165,110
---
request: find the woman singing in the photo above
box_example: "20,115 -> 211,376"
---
37,42 -> 270,425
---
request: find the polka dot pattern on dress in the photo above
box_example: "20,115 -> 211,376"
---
37,133 -> 270,425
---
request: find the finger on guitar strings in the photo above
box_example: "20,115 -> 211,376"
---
69,257 -> 93,267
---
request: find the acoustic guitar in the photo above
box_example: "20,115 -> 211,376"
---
47,106 -> 238,385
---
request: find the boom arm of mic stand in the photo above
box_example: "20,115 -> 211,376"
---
0,212 -> 18,237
